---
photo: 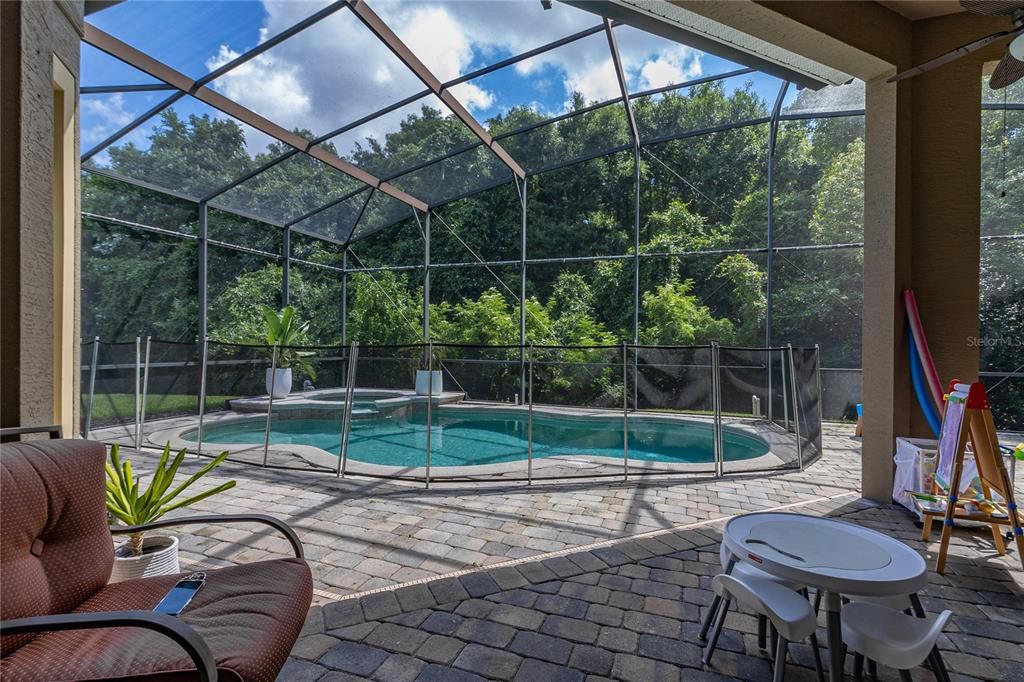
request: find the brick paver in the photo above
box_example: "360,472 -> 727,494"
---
132,424 -> 862,601
119,424 -> 1024,680
284,495 -> 1023,681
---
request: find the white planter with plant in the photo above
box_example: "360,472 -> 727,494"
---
415,369 -> 443,395
259,305 -> 316,399
266,367 -> 293,399
106,443 -> 236,583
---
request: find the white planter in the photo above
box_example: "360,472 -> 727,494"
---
266,367 -> 292,399
415,369 -> 443,396
110,535 -> 180,583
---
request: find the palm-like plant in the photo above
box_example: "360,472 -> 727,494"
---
105,443 -> 237,556
259,304 -> 316,379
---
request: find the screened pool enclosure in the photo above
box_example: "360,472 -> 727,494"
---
78,0 -> 876,479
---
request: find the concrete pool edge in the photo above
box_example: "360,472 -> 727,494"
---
226,387 -> 464,415
150,402 -> 796,477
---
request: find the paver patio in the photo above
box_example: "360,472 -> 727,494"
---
145,424 -> 861,600
121,424 -> 1024,680
279,496 -> 1024,682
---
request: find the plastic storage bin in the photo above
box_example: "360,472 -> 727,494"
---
893,437 -> 938,515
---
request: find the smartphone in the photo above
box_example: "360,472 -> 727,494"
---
154,572 -> 206,616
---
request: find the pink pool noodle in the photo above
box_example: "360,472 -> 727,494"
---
903,289 -> 944,412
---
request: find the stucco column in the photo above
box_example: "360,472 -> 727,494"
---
907,17 -> 989,426
861,76 -> 912,502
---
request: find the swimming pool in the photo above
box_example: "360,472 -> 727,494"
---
307,398 -> 381,412
193,407 -> 769,467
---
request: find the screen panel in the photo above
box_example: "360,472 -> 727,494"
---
212,152 -> 368,226
634,73 -> 775,144
498,100 -> 631,175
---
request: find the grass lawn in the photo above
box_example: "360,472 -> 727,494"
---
87,394 -> 236,422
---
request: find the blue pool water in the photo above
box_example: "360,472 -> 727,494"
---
305,398 -> 380,412
195,408 -> 769,467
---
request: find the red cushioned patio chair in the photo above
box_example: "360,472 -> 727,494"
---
0,438 -> 313,682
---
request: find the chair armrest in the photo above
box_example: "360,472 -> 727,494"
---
0,424 -> 62,440
0,610 -> 217,682
111,513 -> 304,559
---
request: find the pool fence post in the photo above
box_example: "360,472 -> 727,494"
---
788,343 -> 804,470
766,346 -> 773,424
134,336 -> 141,451
338,341 -> 358,478
84,336 -> 99,438
781,348 -> 791,432
814,343 -> 823,459
425,341 -> 433,489
339,342 -> 352,475
527,343 -> 534,485
712,342 -> 723,477
263,342 -> 279,468
622,341 -> 629,482
196,336 -> 209,458
137,335 -> 152,452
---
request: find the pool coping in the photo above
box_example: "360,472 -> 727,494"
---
150,398 -> 796,477
227,387 -> 464,414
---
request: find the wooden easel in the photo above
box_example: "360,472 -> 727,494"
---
918,380 -> 1023,574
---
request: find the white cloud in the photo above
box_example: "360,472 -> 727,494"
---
82,93 -> 137,147
638,53 -> 702,91
566,57 -> 621,103
391,6 -> 471,81
201,1 -> 712,157
450,82 -> 494,112
206,45 -> 312,136
614,26 -> 703,92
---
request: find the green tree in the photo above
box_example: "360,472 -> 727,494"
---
640,281 -> 734,345
809,138 -> 865,245
346,271 -> 421,345
208,264 -> 286,343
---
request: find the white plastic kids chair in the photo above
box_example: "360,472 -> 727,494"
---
699,543 -> 807,652
841,601 -> 952,682
703,573 -> 824,682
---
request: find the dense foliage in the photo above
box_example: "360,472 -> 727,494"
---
80,77 -> 1024,426
83,81 -> 865,365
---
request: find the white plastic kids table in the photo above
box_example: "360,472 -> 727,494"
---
723,512 -> 928,682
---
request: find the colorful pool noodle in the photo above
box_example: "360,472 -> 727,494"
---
903,289 -> 944,413
909,335 -> 942,436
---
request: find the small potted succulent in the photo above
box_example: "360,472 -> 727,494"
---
259,305 -> 316,398
106,443 -> 236,583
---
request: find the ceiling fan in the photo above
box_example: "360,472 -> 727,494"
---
888,0 -> 1024,89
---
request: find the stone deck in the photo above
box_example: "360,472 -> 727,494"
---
150,424 -> 859,601
119,424 -> 1024,681
282,496 -> 1024,682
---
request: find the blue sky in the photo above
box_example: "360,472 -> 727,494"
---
81,1 -> 798,161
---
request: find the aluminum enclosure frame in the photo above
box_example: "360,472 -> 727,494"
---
80,0 -> 880,365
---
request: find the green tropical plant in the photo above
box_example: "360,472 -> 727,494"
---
259,304 -> 316,379
105,443 -> 236,556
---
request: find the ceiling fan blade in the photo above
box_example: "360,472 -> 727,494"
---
990,52 -> 1024,88
887,30 -> 1015,82
960,0 -> 1024,16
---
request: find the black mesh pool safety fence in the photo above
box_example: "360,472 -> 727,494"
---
81,339 -> 823,482
629,345 -> 716,476
791,345 -> 824,468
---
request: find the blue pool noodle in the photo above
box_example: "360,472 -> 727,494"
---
909,336 -> 941,436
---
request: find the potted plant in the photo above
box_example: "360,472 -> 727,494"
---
414,345 -> 443,396
106,443 -> 236,583
259,304 -> 316,398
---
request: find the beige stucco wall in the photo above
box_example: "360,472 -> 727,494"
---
1,0 -> 83,435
